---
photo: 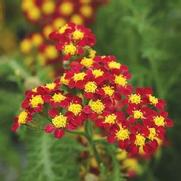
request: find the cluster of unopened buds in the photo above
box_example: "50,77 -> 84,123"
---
20,0 -> 107,77
13,23 -> 173,157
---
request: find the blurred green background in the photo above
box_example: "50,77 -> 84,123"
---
0,0 -> 181,180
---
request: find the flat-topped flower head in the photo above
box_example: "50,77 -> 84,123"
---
30,95 -> 44,108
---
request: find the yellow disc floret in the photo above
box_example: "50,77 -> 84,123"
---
45,45 -> 58,59
129,94 -> 141,104
52,114 -> 67,128
71,14 -> 83,25
52,93 -> 66,103
32,33 -> 43,46
68,103 -> 82,116
30,95 -> 44,108
18,111 -> 28,124
73,72 -> 86,81
80,57 -> 93,68
72,30 -> 84,40
20,39 -> 32,54
148,128 -> 157,140
102,86 -> 115,96
108,61 -> 121,69
85,81 -> 97,93
53,18 -> 66,29
60,73 -> 69,85
63,43 -> 77,55
80,5 -> 93,17
42,1 -> 55,15
154,116 -> 165,126
105,114 -> 117,124
133,110 -> 143,119
115,74 -> 127,86
135,134 -> 145,146
116,128 -> 129,141
149,95 -> 158,105
92,69 -> 104,78
28,7 -> 40,20
89,100 -> 105,114
59,2 -> 74,16
45,83 -> 56,90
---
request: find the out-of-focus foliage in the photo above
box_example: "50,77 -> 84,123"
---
93,0 -> 181,180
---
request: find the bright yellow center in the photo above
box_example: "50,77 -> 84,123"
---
114,74 -> 127,86
133,110 -> 143,119
89,100 -> 105,114
68,103 -> 82,116
45,83 -> 56,90
85,81 -> 97,93
42,1 -> 55,15
32,34 -> 43,46
52,114 -> 67,128
72,30 -> 84,40
53,18 -> 66,29
80,5 -> 93,17
148,128 -> 156,140
18,111 -> 28,124
73,72 -> 86,81
21,0 -> 34,11
129,94 -> 141,104
59,2 -> 74,16
149,95 -> 158,105
58,24 -> 68,34
116,128 -> 129,141
52,93 -> 66,103
30,95 -> 44,108
154,116 -> 165,126
28,7 -> 40,20
45,46 -> 58,59
135,134 -> 145,146
71,14 -> 83,25
104,114 -> 117,124
43,25 -> 53,38
102,86 -> 114,96
80,57 -> 93,68
92,69 -> 104,78
63,43 -> 77,55
88,48 -> 96,58
60,74 -> 69,85
108,61 -> 121,69
20,39 -> 32,53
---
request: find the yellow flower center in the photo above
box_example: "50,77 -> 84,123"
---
68,103 -> 82,116
108,61 -> 121,69
73,72 -> 86,81
60,74 -> 69,85
59,2 -> 74,16
30,95 -> 44,108
129,94 -> 141,104
45,83 -> 56,90
71,14 -> 83,25
20,39 -> 32,53
148,128 -> 156,140
58,24 -> 68,34
52,93 -> 66,103
72,30 -> 84,40
133,110 -> 143,119
135,134 -> 145,146
104,114 -> 117,124
80,5 -> 93,17
80,57 -> 93,68
63,43 -> 77,55
154,116 -> 165,126
53,18 -> 66,29
18,111 -> 28,124
28,7 -> 40,20
52,114 -> 67,128
85,81 -> 97,93
114,74 -> 127,86
89,100 -> 105,114
88,49 -> 96,58
102,86 -> 115,96
43,25 -> 53,38
149,95 -> 158,105
116,128 -> 129,141
92,69 -> 104,78
45,46 -> 58,59
32,34 -> 43,46
42,1 -> 55,15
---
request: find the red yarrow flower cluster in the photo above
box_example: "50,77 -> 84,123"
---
13,23 -> 173,157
